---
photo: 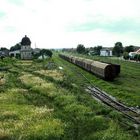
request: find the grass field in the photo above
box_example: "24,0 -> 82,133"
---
0,55 -> 140,140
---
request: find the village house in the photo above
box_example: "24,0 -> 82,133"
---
100,48 -> 112,56
9,50 -> 20,58
0,49 -> 9,57
129,48 -> 140,59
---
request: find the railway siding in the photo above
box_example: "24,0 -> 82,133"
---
87,86 -> 140,124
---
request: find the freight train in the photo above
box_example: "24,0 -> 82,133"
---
59,54 -> 120,81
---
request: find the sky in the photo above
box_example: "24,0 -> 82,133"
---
0,0 -> 140,49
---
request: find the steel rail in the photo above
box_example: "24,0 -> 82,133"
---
87,86 -> 140,124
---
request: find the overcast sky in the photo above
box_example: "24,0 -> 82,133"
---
1,0 -> 140,49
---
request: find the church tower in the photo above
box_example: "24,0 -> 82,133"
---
20,35 -> 32,60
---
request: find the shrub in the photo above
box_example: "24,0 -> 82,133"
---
123,52 -> 129,60
137,54 -> 140,61
134,54 -> 140,61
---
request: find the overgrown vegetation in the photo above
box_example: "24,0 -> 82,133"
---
0,56 -> 139,140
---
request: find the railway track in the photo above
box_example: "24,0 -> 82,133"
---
86,86 -> 140,124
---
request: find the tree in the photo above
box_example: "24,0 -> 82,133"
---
124,45 -> 134,53
10,43 -> 21,51
138,55 -> 140,61
46,50 -> 53,57
0,55 -> 5,60
134,54 -> 140,61
0,47 -> 9,51
93,46 -> 102,55
113,42 -> 123,57
123,52 -> 129,60
85,48 -> 90,55
40,49 -> 53,58
76,44 -> 85,54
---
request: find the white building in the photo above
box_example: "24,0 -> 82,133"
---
9,50 -> 20,57
100,49 -> 112,56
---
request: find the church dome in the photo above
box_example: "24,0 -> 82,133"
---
21,35 -> 31,46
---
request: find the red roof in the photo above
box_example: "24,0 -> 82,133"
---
136,49 -> 140,54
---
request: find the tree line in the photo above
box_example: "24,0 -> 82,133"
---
62,42 -> 140,61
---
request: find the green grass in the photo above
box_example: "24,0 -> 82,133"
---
0,56 -> 139,139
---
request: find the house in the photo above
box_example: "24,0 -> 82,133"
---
0,49 -> 9,57
20,35 -> 32,60
9,50 -> 20,58
100,49 -> 112,56
0,51 -> 5,57
136,48 -> 140,54
129,48 -> 140,58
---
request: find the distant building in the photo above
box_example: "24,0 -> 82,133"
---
100,49 -> 112,56
20,35 -> 32,60
0,51 -> 5,57
0,49 -> 9,57
129,48 -> 140,58
136,48 -> 140,54
9,50 -> 20,58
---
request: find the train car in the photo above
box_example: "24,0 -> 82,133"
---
82,59 -> 93,71
111,64 -> 120,76
100,60 -> 121,77
90,61 -> 116,80
71,56 -> 78,64
68,55 -> 73,62
75,57 -> 85,68
59,54 -> 120,80
59,54 -> 68,61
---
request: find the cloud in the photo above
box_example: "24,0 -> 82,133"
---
1,0 -> 140,48
69,18 -> 140,34
0,11 -> 6,18
4,26 -> 17,32
6,0 -> 24,6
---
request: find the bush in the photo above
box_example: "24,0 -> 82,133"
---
134,54 -> 140,61
77,44 -> 85,54
123,52 -> 129,60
